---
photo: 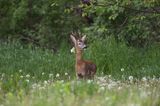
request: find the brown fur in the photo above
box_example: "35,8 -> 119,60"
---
70,33 -> 96,79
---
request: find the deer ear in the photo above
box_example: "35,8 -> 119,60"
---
81,35 -> 86,42
70,35 -> 76,45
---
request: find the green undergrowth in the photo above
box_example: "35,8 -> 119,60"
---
86,37 -> 160,78
0,38 -> 160,94
0,38 -> 160,79
1,79 -> 160,106
0,39 -> 160,106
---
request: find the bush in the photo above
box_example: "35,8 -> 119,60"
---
0,0 -> 160,48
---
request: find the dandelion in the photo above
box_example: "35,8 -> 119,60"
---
59,89 -> 63,93
70,47 -> 75,53
47,80 -> 51,83
26,74 -> 30,78
20,75 -> 24,78
99,86 -> 105,91
60,80 -> 64,83
118,86 -> 122,90
19,69 -> 22,73
26,79 -> 29,83
44,80 -> 48,84
142,77 -> 147,82
37,84 -> 41,88
49,73 -> 53,78
2,73 -> 5,77
121,68 -> 124,72
11,74 -> 13,77
68,76 -> 71,80
105,97 -> 110,101
39,87 -> 45,90
42,72 -> 45,75
152,75 -> 156,81
56,73 -> 60,78
65,72 -> 68,76
87,80 -> 92,84
32,83 -> 37,89
129,76 -> 133,81
108,82 -> 117,89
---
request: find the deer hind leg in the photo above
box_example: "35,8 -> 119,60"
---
77,73 -> 84,79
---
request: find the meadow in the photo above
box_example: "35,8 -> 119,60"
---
0,38 -> 160,106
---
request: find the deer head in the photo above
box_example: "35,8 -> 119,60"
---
70,32 -> 87,52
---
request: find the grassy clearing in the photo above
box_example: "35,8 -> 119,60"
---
0,38 -> 160,106
1,76 -> 160,106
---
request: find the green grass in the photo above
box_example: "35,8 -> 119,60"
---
0,38 -> 160,106
87,37 -> 160,78
1,78 -> 160,106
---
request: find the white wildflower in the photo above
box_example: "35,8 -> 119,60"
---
56,73 -> 60,78
20,75 -> 24,78
2,73 -> 5,77
105,97 -> 110,101
129,76 -> 133,81
121,68 -> 124,72
37,84 -> 41,88
65,72 -> 68,76
99,86 -> 105,91
49,73 -> 53,78
70,47 -> 75,53
152,75 -> 156,81
42,72 -> 45,75
108,75 -> 111,78
118,86 -> 122,90
142,77 -> 147,82
19,69 -> 22,73
60,80 -> 64,83
39,87 -> 45,90
26,79 -> 29,83
26,74 -> 30,78
68,76 -> 71,80
60,89 -> 63,93
32,83 -> 37,89
108,84 -> 113,89
47,80 -> 51,83
108,81 -> 117,89
87,80 -> 92,84
44,80 -> 48,84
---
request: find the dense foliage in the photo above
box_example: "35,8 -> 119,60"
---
84,0 -> 160,47
0,0 -> 160,49
0,1 -> 160,105
0,0 -> 82,49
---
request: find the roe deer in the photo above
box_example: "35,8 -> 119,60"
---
70,32 -> 96,79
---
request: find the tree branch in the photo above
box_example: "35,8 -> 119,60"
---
95,3 -> 160,14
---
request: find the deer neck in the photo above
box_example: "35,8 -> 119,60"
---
76,49 -> 83,63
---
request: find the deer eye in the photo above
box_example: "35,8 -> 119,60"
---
78,42 -> 81,45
